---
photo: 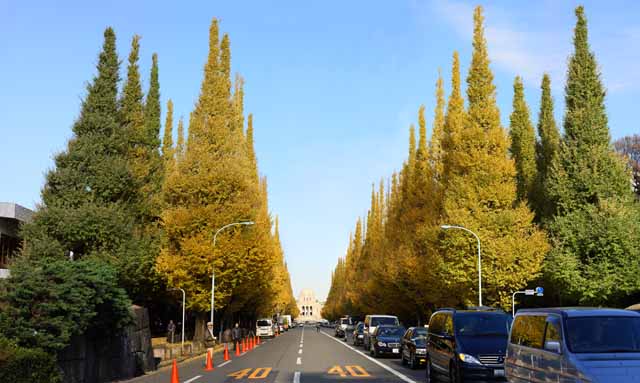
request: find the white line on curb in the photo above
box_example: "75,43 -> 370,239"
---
184,376 -> 202,383
320,331 -> 417,383
296,357 -> 302,365
219,360 -> 232,367
293,371 -> 301,383
298,349 -> 302,354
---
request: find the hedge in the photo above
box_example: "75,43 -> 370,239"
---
0,337 -> 61,383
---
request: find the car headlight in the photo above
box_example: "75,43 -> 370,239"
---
458,353 -> 482,365
416,348 -> 426,355
378,342 -> 387,347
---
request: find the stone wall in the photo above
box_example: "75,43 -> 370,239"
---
58,305 -> 155,383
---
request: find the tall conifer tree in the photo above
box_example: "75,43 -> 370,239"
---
158,19 -> 279,330
548,6 -> 630,213
430,70 -> 446,182
544,7 -> 640,306
509,76 -> 537,203
438,7 -> 548,308
534,74 -> 560,220
162,99 -> 174,162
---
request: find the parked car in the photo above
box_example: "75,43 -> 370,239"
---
426,307 -> 511,382
256,318 -> 274,338
352,322 -> 365,346
364,315 -> 400,350
401,326 -> 428,369
506,308 -> 640,382
369,325 -> 406,358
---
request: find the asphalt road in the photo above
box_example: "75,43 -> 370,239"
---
125,325 -> 427,383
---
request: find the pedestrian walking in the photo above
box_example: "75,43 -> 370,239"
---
167,320 -> 176,344
232,322 -> 241,349
316,323 -> 320,333
204,322 -> 216,358
222,326 -> 232,350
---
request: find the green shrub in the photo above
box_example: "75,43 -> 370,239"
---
0,337 -> 61,383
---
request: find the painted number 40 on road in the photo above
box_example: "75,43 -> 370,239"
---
228,368 -> 272,380
328,365 -> 370,377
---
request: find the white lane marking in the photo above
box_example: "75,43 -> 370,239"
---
184,376 -> 202,383
298,349 -> 302,354
296,357 -> 302,365
219,360 -> 231,367
320,331 -> 416,383
293,371 -> 301,383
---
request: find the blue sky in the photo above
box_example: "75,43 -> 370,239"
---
2,1 -> 639,301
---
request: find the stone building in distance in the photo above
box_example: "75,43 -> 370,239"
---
296,288 -> 324,322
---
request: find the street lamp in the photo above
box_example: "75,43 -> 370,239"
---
170,288 -> 186,349
211,221 -> 255,326
512,287 -> 544,316
441,225 -> 483,307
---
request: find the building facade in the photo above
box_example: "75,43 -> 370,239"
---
296,288 -> 324,322
0,202 -> 33,278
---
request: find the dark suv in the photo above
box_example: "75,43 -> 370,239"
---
426,308 -> 511,382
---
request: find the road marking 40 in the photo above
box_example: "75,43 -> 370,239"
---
328,365 -> 370,377
228,367 -> 272,380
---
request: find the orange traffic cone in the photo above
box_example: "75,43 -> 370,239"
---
249,336 -> 254,350
257,336 -> 261,345
254,336 -> 258,347
170,359 -> 179,383
204,350 -> 214,371
242,338 -> 246,353
224,343 -> 230,361
235,341 -> 241,356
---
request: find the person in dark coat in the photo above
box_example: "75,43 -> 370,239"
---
232,323 -> 241,348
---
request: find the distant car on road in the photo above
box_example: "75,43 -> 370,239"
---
369,325 -> 406,358
364,315 -> 400,351
401,326 -> 428,369
506,307 -> 640,382
426,307 -> 511,382
352,322 -> 365,346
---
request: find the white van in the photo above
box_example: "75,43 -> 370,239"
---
256,318 -> 274,338
363,315 -> 399,350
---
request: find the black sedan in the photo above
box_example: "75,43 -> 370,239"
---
369,325 -> 406,358
352,322 -> 365,346
401,326 -> 428,369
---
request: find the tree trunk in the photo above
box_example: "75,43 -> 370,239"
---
194,312 -> 206,342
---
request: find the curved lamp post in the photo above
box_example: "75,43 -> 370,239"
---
211,221 -> 255,326
441,225 -> 483,307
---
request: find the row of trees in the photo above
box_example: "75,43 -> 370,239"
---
323,6 -> 640,323
0,19 -> 297,356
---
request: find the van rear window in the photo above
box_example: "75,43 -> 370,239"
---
257,320 -> 271,327
567,317 -> 640,353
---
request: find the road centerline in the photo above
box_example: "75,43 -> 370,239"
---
293,371 -> 301,383
184,376 -> 202,383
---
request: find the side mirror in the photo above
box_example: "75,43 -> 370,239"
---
544,340 -> 562,354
